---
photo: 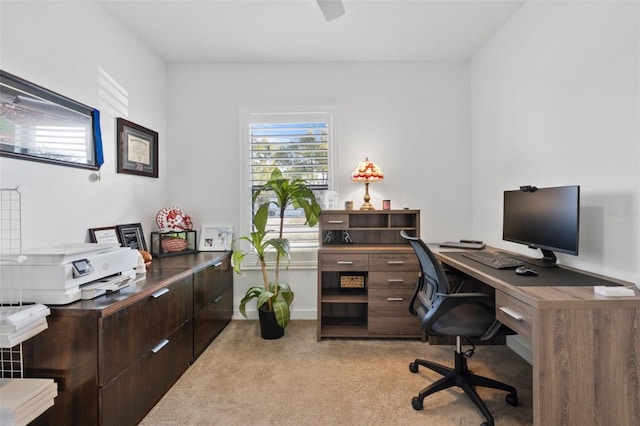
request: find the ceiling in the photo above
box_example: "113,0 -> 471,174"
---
98,0 -> 526,63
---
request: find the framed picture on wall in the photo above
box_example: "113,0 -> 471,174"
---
116,118 -> 158,178
199,225 -> 233,251
88,226 -> 121,244
0,70 -> 104,170
116,223 -> 147,251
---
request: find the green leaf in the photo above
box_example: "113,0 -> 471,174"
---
253,202 -> 270,234
271,300 -> 291,328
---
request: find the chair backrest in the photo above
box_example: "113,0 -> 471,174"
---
400,231 -> 450,310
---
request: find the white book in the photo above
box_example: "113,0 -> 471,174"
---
0,378 -> 57,426
0,320 -> 48,348
594,286 -> 636,297
0,305 -> 50,333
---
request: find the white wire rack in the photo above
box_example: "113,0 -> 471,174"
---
1,187 -> 24,378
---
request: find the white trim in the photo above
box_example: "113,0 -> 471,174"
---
237,106 -> 339,260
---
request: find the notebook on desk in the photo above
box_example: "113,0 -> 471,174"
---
439,241 -> 486,250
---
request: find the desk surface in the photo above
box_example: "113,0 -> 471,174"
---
433,246 -> 640,309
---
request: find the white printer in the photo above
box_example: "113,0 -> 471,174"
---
0,243 -> 140,304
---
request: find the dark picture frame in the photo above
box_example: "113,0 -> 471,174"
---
88,226 -> 121,244
0,70 -> 104,170
116,118 -> 158,178
116,223 -> 147,251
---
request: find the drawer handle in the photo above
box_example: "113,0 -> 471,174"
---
387,261 -> 405,265
336,261 -> 354,265
499,306 -> 524,321
151,288 -> 170,299
151,339 -> 169,354
387,297 -> 404,301
327,220 -> 344,224
213,261 -> 223,267
387,279 -> 404,282
213,295 -> 223,303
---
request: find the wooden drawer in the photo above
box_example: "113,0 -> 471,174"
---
368,271 -> 418,289
320,213 -> 349,230
194,255 -> 232,312
368,288 -> 420,335
100,321 -> 192,426
320,253 -> 368,271
495,290 -> 535,340
99,275 -> 193,385
369,253 -> 418,271
193,285 -> 233,359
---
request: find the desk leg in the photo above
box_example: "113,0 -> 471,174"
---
534,306 -> 640,426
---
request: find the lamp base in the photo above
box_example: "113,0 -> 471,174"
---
359,182 -> 375,210
359,201 -> 375,210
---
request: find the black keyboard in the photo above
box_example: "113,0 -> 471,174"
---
462,251 -> 525,269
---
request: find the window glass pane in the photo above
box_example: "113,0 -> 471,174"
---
246,112 -> 333,252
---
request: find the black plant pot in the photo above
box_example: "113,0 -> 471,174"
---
258,305 -> 285,339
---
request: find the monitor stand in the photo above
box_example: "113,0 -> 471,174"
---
502,248 -> 559,268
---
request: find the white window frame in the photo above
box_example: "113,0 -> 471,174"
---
239,106 -> 338,269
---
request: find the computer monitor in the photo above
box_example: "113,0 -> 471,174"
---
502,185 -> 580,267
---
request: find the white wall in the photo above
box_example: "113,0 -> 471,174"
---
0,1 -> 168,249
470,1 -> 639,282
166,62 -> 472,318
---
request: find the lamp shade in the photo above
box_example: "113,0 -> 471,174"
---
351,157 -> 383,210
351,158 -> 384,182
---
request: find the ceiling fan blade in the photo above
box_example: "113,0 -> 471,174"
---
317,0 -> 345,22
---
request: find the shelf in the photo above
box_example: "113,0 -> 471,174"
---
321,292 -> 367,303
318,209 -> 421,340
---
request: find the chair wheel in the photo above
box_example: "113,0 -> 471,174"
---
411,396 -> 423,410
409,362 -> 419,373
506,393 -> 519,406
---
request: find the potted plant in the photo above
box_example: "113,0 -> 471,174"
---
231,168 -> 322,339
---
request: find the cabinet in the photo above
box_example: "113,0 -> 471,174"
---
22,252 -> 232,426
317,210 -> 421,340
193,255 -> 233,360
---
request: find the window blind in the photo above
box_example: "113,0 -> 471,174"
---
249,121 -> 330,249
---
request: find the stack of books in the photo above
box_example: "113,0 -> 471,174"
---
0,378 -> 57,426
0,304 -> 50,348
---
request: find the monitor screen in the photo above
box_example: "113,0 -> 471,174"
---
502,185 -> 580,263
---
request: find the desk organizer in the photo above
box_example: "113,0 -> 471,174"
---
150,230 -> 197,258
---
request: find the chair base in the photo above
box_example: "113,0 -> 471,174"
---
409,347 -> 518,426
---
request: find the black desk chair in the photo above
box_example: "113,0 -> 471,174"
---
400,231 -> 519,426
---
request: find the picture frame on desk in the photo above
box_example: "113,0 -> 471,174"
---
199,225 -> 233,251
116,223 -> 147,251
116,118 -> 158,178
88,226 -> 121,244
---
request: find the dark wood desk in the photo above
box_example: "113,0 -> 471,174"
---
434,247 -> 640,426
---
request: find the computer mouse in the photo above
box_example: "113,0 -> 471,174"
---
515,266 -> 538,276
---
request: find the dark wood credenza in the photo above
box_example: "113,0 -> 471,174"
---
22,252 -> 233,426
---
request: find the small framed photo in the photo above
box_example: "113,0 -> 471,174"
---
116,118 -> 158,178
88,226 -> 121,244
199,225 -> 233,251
116,223 -> 147,251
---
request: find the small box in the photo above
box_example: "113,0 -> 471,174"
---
340,275 -> 365,288
150,230 -> 197,258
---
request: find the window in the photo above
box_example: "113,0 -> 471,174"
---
240,108 -> 336,267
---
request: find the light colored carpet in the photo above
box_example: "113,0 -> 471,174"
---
141,320 -> 533,426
